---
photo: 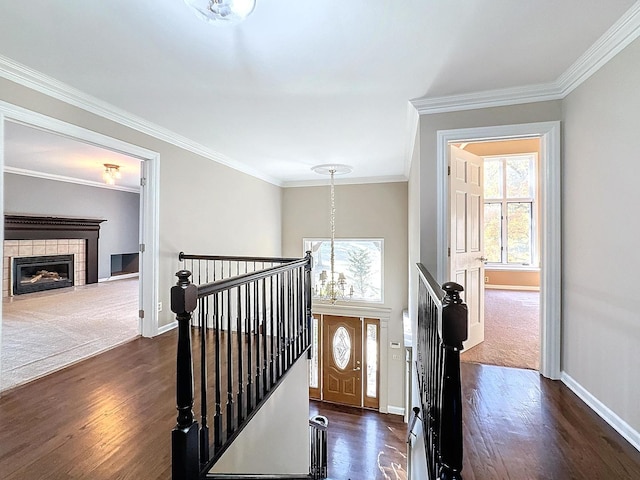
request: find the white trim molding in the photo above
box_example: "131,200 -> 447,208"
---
562,372 -> 640,452
0,101 -> 161,339
485,285 -> 540,292
413,3 -> 640,115
387,406 -> 405,417
0,54 -> 280,187
158,321 -> 179,335
4,166 -> 140,194
436,121 -> 561,380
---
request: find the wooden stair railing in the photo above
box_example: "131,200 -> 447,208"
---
415,264 -> 468,480
171,253 -> 314,480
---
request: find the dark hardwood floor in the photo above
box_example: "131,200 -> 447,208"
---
1,329 -> 640,479
460,362 -> 640,479
310,401 -> 407,480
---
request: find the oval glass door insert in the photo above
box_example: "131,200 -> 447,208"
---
332,326 -> 351,370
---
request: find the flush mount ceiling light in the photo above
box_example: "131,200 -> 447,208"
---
103,164 -> 121,185
183,0 -> 256,25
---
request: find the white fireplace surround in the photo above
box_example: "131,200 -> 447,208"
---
3,239 -> 86,297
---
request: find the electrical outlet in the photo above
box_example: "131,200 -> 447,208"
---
485,276 -> 489,283
158,302 -> 162,312
392,354 -> 400,360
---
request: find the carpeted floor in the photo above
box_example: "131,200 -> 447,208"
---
461,289 -> 540,370
1,277 -> 139,391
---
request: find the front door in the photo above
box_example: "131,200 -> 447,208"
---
450,145 -> 485,350
322,315 -> 362,407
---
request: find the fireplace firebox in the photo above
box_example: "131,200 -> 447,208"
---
13,255 -> 75,295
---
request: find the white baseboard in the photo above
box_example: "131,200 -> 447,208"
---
561,372 -> 640,452
158,320 -> 178,335
98,272 -> 139,282
387,405 -> 405,416
485,284 -> 540,291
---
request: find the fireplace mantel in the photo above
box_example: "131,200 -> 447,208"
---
4,214 -> 106,284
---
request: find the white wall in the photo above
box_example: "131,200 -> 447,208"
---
562,36 -> 640,438
210,358 -> 310,475
282,181 -> 408,413
4,173 -> 140,279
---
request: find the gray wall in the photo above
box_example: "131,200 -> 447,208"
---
0,76 -> 283,330
282,181 -> 408,412
1,76 -> 291,472
4,173 -> 139,280
418,100 -> 562,276
562,36 -> 640,434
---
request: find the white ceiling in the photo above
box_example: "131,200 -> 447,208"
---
4,122 -> 142,191
0,1 -> 637,185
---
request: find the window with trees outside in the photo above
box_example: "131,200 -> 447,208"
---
483,154 -> 538,267
304,239 -> 383,303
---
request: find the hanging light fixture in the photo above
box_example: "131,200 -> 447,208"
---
102,164 -> 121,185
183,0 -> 256,25
312,164 -> 354,304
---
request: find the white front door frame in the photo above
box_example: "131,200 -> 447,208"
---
0,101 -> 160,339
436,121 -> 561,379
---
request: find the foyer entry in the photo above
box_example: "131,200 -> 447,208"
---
310,314 -> 380,409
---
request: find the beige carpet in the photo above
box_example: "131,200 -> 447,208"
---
1,278 -> 139,391
461,289 -> 540,370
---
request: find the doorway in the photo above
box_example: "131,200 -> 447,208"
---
0,104 -> 160,391
455,139 -> 541,370
437,122 -> 561,379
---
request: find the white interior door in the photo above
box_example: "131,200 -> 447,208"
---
449,145 -> 485,350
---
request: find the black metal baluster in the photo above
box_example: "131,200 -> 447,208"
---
226,289 -> 234,436
305,252 -> 313,356
277,272 -> 284,379
269,276 -> 275,388
213,293 -> 222,451
246,281 -> 253,413
199,298 -> 209,466
236,286 -> 244,424
262,277 -> 269,396
253,280 -> 262,405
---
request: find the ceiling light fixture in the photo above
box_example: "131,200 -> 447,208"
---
103,164 -> 121,185
183,0 -> 256,25
312,164 -> 354,304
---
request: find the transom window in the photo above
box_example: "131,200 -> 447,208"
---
484,154 -> 538,267
304,239 -> 383,303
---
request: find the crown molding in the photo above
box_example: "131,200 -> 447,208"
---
413,2 -> 640,115
557,1 -> 640,96
4,166 -> 140,194
283,174 -> 407,188
411,82 -> 563,115
0,54 -> 281,187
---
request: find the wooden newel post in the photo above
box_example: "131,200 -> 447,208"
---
171,270 -> 199,480
439,281 -> 468,480
304,251 -> 313,358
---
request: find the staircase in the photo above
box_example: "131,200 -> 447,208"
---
170,253 -> 327,480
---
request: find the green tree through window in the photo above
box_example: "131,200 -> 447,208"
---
483,155 -> 537,266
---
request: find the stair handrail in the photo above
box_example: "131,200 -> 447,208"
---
171,252 -> 313,480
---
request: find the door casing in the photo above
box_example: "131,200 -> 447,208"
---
437,122 -> 561,380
